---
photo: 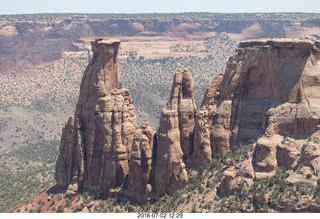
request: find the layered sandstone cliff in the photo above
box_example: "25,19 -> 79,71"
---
206,38 -> 320,174
209,38 -> 320,211
195,38 -> 320,152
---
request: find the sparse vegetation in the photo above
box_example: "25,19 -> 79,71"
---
5,140 -> 59,164
0,160 -> 54,212
56,205 -> 64,213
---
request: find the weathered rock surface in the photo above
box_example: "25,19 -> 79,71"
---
173,69 -> 196,161
217,152 -> 255,196
191,108 -> 211,167
76,38 -> 139,193
55,38 -> 199,203
55,116 -> 84,193
192,74 -> 223,167
55,38 -> 139,195
154,69 -> 194,197
96,88 -> 138,193
285,129 -> 320,186
127,122 -> 156,203
276,137 -> 300,170
211,38 -> 320,212
199,38 -> 320,176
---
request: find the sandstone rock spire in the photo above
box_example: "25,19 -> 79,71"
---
55,38 -> 139,195
54,36 -> 320,210
192,74 -> 223,167
153,69 -> 195,197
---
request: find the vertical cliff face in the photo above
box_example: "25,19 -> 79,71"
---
55,116 -> 84,194
208,40 -> 320,212
203,38 -> 320,200
221,40 -> 319,143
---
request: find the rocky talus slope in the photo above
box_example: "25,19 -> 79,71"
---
52,37 -> 320,212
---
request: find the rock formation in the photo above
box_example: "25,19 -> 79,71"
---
153,69 -> 194,197
55,38 -> 140,195
55,38 -> 197,201
95,88 -> 138,193
207,38 -> 320,211
196,38 -> 320,175
54,36 -> 320,210
127,122 -> 156,203
55,116 -> 84,194
192,74 -> 223,167
191,108 -> 212,167
177,38 -> 320,213
55,37 -> 196,201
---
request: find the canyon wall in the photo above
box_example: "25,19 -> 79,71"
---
2,14 -> 320,73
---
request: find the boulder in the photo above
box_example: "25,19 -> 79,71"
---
276,138 -> 300,170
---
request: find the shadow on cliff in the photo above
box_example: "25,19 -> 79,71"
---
228,48 -> 311,145
46,185 -> 68,195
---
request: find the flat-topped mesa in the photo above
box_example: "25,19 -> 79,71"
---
55,38 -> 139,196
238,38 -> 316,49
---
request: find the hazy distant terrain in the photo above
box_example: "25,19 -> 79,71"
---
1,12 -> 320,212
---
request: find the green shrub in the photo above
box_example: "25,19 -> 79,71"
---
73,204 -> 84,212
56,205 -> 64,213
66,198 -> 72,207
82,192 -> 89,199
191,204 -> 197,213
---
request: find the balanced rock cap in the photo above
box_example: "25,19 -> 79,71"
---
91,37 -> 121,45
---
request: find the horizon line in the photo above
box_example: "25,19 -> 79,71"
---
1,11 -> 320,16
